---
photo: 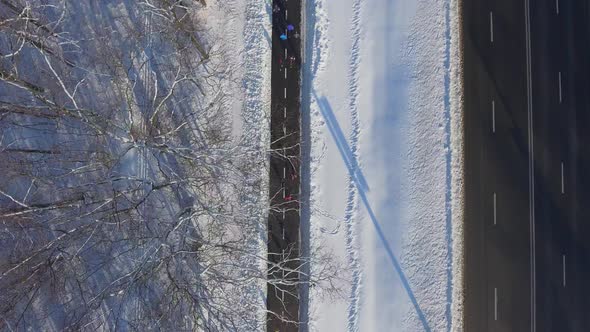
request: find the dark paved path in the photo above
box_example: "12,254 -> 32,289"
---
267,0 -> 302,331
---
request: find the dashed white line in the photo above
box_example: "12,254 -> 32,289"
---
494,287 -> 498,321
282,226 -> 285,240
285,9 -> 288,20
493,192 -> 497,225
490,12 -> 494,43
556,0 -> 560,14
562,254 -> 566,287
492,99 -> 496,133
284,48 -> 287,58
283,123 -> 286,136
284,87 -> 287,99
283,167 -> 286,178
284,106 -> 287,118
561,161 -> 565,194
558,71 -> 563,104
285,68 -> 287,79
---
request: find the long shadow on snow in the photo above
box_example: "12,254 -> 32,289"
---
315,92 -> 432,332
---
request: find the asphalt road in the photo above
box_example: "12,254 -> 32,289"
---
267,0 -> 302,331
531,1 -> 590,331
463,0 -> 590,331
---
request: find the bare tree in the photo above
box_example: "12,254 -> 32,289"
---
0,0 -> 342,331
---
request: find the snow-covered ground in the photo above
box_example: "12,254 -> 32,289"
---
0,0 -> 272,330
302,0 -> 463,330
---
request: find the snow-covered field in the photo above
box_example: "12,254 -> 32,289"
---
302,0 -> 463,330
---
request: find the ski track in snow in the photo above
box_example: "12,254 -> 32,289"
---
344,0 -> 364,330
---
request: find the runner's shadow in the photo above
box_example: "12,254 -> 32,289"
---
315,92 -> 432,332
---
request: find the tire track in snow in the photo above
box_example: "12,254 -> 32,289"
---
344,0 -> 363,330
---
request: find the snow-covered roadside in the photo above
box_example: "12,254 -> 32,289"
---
202,0 -> 272,329
303,0 -> 463,330
449,0 -> 465,330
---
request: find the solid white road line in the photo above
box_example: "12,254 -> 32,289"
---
561,161 -> 565,194
490,12 -> 494,43
494,192 -> 497,225
494,287 -> 498,321
558,71 -> 563,104
492,99 -> 496,133
524,0 -> 537,329
562,254 -> 566,287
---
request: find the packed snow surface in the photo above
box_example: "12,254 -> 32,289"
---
302,0 -> 463,330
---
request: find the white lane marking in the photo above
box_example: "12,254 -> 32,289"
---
490,12 -> 494,43
286,9 -> 288,20
282,208 -> 285,219
524,0 -> 537,329
284,87 -> 287,99
285,68 -> 287,79
284,106 -> 287,118
562,254 -> 566,287
493,192 -> 497,225
283,123 -> 286,136
561,161 -> 565,194
284,48 -> 287,58
492,99 -> 496,133
282,226 -> 285,240
494,287 -> 498,321
556,0 -> 559,14
283,167 -> 286,178
282,185 -> 285,198
558,71 -> 563,104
